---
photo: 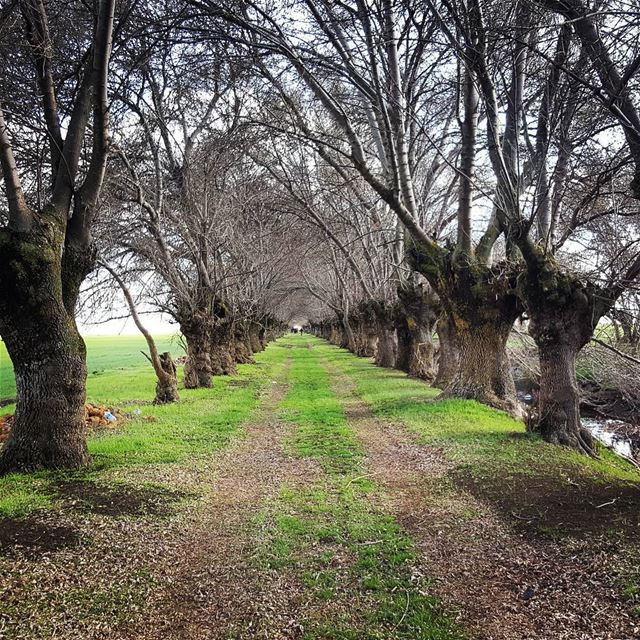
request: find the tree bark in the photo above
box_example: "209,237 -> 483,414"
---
373,304 -> 397,368
233,324 -> 255,364
397,284 -> 439,381
443,316 -> 521,416
0,228 -> 90,472
154,353 -> 179,404
210,320 -> 237,376
248,323 -> 263,353
434,317 -> 459,389
353,319 -> 377,357
409,244 -> 521,414
521,260 -> 608,454
180,312 -> 212,389
532,343 -> 594,455
395,316 -> 411,372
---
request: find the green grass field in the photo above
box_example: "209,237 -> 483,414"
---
0,335 -> 182,402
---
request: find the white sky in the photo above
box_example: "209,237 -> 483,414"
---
78,312 -> 177,336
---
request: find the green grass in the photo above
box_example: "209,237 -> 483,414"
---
323,339 -> 639,483
281,340 -> 362,474
0,334 -> 181,402
255,336 -> 463,640
0,336 -> 290,518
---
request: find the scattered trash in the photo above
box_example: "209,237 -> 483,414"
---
133,408 -> 142,416
521,586 -> 536,601
0,404 -> 125,447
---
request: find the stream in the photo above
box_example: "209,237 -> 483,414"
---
517,392 -> 640,464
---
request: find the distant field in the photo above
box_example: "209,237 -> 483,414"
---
0,335 -> 182,401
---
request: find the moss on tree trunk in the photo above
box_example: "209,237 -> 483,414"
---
0,226 -> 91,473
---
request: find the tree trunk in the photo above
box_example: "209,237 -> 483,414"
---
397,284 -> 439,381
408,324 -> 436,381
249,324 -> 263,353
395,316 -> 411,372
340,314 -> 357,352
531,343 -> 595,455
434,317 -> 459,389
180,313 -> 212,389
371,302 -> 396,368
521,260 -> 607,454
0,229 -> 90,472
155,353 -> 179,404
353,319 -> 377,357
443,316 -> 521,416
375,326 -> 396,368
210,321 -> 237,376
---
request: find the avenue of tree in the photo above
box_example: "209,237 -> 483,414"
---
0,0 -> 639,471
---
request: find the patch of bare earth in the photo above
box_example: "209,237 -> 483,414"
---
123,358 -> 322,640
326,363 -> 640,640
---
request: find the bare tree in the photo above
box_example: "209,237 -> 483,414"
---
0,0 -> 117,472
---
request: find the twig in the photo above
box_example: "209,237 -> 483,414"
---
595,498 -> 618,509
343,472 -> 381,488
591,337 -> 640,366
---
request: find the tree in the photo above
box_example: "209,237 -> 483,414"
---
0,0 -> 117,472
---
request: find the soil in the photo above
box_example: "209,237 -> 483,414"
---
126,356 -> 323,640
52,480 -> 187,517
452,463 -> 640,539
0,516 -> 82,557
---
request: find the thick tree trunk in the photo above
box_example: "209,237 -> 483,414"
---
532,343 -> 595,455
408,325 -> 436,381
340,314 -> 357,352
397,285 -> 439,381
395,317 -> 411,372
155,352 -> 179,404
409,245 -> 521,413
521,260 -> 607,454
249,324 -> 263,353
233,324 -> 254,364
443,318 -> 521,415
375,326 -> 397,368
0,229 -> 90,473
180,314 -> 212,389
210,321 -> 237,376
354,322 -> 377,357
373,306 -> 397,368
434,318 -> 459,389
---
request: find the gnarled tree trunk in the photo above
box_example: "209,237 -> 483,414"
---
373,303 -> 397,368
180,312 -> 213,389
434,317 -> 459,389
210,320 -> 237,376
533,342 -> 594,454
443,315 -> 520,416
353,319 -> 377,357
0,228 -> 90,473
397,284 -> 439,381
155,352 -> 179,404
233,323 -> 254,364
248,323 -> 263,353
395,316 -> 411,372
522,261 -> 607,454
410,245 -> 522,414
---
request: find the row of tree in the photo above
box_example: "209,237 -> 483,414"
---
0,0 -> 639,472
